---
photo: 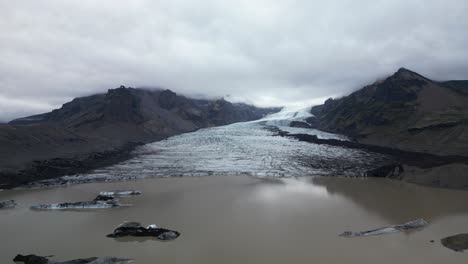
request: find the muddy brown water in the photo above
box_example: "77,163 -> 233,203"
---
1,176 -> 468,263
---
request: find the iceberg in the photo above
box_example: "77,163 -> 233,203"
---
0,199 -> 16,209
107,221 -> 180,241
339,218 -> 429,237
30,195 -> 120,210
13,254 -> 133,264
99,190 -> 142,196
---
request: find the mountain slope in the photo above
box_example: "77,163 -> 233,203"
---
0,86 -> 279,186
9,86 -> 277,143
311,68 -> 468,156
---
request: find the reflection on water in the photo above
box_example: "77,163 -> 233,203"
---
1,176 -> 468,264
112,237 -> 162,243
255,177 -> 329,201
312,177 -> 468,223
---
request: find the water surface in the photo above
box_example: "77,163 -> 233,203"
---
1,176 -> 468,263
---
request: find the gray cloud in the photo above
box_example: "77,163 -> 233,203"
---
1,0 -> 468,121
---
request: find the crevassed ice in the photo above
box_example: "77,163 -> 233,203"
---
254,106 -> 348,140
256,106 -> 314,127
33,109 -> 390,186
81,122 -> 388,180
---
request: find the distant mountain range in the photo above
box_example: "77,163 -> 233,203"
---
0,87 -> 278,187
9,86 -> 278,144
1,68 -> 467,189
310,68 -> 468,157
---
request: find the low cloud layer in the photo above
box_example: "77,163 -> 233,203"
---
1,0 -> 468,121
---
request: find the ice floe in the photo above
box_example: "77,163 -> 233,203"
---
339,218 -> 429,237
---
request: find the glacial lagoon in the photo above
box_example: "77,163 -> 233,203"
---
2,176 -> 468,263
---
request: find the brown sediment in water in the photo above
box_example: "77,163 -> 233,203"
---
1,176 -> 468,263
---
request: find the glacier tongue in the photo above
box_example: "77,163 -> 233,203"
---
256,106 -> 315,127
25,112 -> 391,187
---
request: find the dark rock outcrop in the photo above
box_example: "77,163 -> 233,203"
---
290,121 -> 312,128
158,89 -> 178,110
0,142 -> 142,189
407,121 -> 461,134
366,164 -> 404,178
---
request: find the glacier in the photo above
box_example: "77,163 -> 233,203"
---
24,107 -> 391,187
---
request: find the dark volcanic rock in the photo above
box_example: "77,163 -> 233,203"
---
159,89 -> 178,110
107,222 -> 180,241
290,121 -> 312,128
441,233 -> 468,252
408,121 -> 462,134
0,142 -> 142,189
373,68 -> 427,102
104,86 -> 143,123
366,164 -> 404,178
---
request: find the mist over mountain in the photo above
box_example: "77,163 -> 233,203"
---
310,68 -> 468,156
3,2 -> 468,263
1,1 -> 468,121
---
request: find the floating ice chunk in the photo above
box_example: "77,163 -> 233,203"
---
0,200 -> 16,209
99,190 -> 142,196
107,222 -> 180,241
339,218 -> 429,237
30,196 -> 120,210
13,254 -> 133,263
157,230 -> 180,241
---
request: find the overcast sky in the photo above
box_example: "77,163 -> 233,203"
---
1,0 -> 468,121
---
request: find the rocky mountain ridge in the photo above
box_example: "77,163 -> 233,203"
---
0,86 -> 279,187
310,68 -> 468,157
